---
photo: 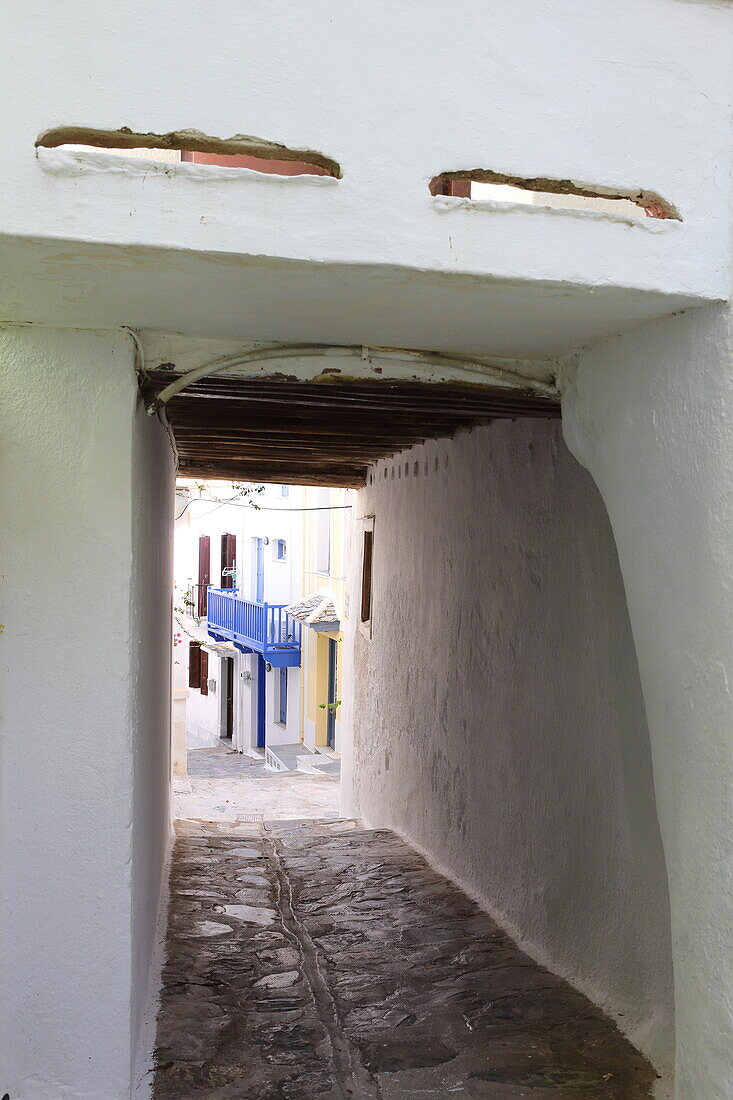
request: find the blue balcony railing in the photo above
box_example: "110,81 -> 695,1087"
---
207,588 -> 301,668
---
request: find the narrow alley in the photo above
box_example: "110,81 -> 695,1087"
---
154,818 -> 657,1099
7,5 -> 733,1097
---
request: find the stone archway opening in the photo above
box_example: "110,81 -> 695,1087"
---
139,339 -> 671,1099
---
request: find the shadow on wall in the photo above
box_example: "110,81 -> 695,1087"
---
345,418 -> 674,1079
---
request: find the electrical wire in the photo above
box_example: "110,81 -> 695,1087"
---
125,326 -> 180,464
175,493 -> 353,521
124,327 -> 147,379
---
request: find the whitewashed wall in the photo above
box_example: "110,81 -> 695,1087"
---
130,389 -> 175,1077
343,420 -> 674,1080
2,4 -> 733,1095
0,327 -> 173,1099
1,1 -> 730,365
4,0 -> 729,304
561,303 -> 733,1100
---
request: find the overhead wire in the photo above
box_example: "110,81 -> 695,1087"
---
125,326 -> 180,464
175,493 -> 353,522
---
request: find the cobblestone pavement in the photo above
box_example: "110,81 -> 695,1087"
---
154,819 -> 657,1099
174,746 -> 340,823
187,747 -> 273,780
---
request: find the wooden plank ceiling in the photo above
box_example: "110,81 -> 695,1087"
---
145,370 -> 561,487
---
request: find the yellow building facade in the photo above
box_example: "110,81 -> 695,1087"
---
299,486 -> 350,752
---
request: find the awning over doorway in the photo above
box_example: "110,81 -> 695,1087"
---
202,640 -> 239,658
285,591 -> 341,631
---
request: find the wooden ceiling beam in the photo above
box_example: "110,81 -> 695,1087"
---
152,369 -> 560,486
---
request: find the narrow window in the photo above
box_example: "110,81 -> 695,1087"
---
278,667 -> 288,725
253,538 -> 265,602
429,169 -> 679,221
280,485 -> 290,497
316,487 -> 331,574
200,649 -> 209,696
361,530 -> 374,624
197,534 -> 210,616
36,126 -> 342,178
220,532 -> 236,588
188,642 -> 202,689
273,539 -> 287,562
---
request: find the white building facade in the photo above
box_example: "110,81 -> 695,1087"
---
174,481 -> 304,758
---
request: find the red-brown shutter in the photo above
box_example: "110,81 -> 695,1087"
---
188,642 -> 201,689
361,530 -> 374,623
198,535 -> 211,616
221,533 -> 236,589
200,649 -> 209,695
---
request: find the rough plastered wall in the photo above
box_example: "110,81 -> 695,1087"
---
130,389 -> 174,1082
0,326 -> 173,1099
561,304 -> 733,1099
4,0 -> 731,316
344,420 -> 674,1076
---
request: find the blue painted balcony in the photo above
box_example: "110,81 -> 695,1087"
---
207,588 -> 301,668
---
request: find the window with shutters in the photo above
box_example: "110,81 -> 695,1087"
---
198,534 -> 211,616
200,649 -> 209,696
220,533 -> 236,588
361,529 -> 374,624
316,488 -> 331,574
188,642 -> 202,689
277,667 -> 288,725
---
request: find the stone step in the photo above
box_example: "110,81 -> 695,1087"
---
296,753 -> 340,778
265,742 -> 314,772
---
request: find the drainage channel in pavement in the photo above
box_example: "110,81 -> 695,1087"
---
153,818 -> 657,1099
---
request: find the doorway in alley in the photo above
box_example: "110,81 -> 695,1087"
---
327,638 -> 338,749
141,345 -> 661,1100
221,655 -> 234,741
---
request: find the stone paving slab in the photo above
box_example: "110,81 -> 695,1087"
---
187,746 -> 271,780
154,819 -> 657,1099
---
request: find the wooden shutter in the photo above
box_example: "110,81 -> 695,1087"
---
361,530 -> 374,623
188,642 -> 201,688
221,533 -> 236,589
200,649 -> 209,695
198,535 -> 211,616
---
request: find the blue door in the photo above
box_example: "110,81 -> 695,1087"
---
256,655 -> 266,748
327,639 -> 338,748
254,539 -> 265,602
